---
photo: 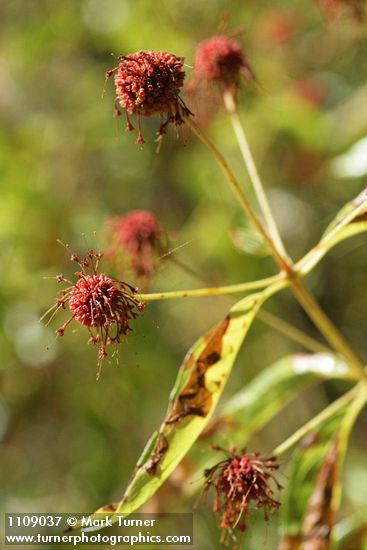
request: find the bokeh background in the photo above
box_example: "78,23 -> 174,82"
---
1,1 -> 367,548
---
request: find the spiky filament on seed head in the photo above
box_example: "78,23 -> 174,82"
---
106,50 -> 191,146
42,249 -> 144,379
203,446 -> 282,545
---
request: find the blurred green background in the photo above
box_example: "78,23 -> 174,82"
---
1,0 -> 367,548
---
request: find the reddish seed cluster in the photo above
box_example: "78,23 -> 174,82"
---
192,35 -> 254,92
44,250 -> 144,378
204,448 -> 282,545
106,210 -> 166,278
106,50 -> 189,145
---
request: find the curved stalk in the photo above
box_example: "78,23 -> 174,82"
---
138,273 -> 285,301
187,106 -> 365,377
223,91 -> 289,261
182,112 -> 290,274
165,252 -> 329,355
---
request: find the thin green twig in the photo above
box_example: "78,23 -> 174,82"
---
272,383 -> 362,457
257,309 -> 331,355
138,273 -> 285,301
223,91 -> 289,261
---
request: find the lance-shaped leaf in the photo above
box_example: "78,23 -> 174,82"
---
279,384 -> 367,549
69,280 -> 286,530
297,187 -> 367,276
198,353 -> 353,449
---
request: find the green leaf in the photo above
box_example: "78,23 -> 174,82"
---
72,280 -> 286,529
198,352 -> 353,450
280,384 -> 367,547
297,187 -> 367,276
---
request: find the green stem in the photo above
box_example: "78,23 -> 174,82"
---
182,112 -> 290,274
272,383 -> 361,457
167,250 -> 329,356
223,91 -> 289,261
188,106 -> 365,377
138,273 -> 285,301
257,309 -> 331,355
291,279 -> 365,377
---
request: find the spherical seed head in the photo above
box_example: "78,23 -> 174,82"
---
193,35 -> 254,90
106,210 -> 166,278
204,448 -> 281,544
107,50 -> 190,145
114,50 -> 185,117
69,273 -> 119,327
44,249 -> 143,378
118,210 -> 161,252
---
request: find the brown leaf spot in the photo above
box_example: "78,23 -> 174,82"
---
301,439 -> 339,550
353,212 -> 367,223
165,317 -> 230,425
101,503 -> 118,512
145,433 -> 169,475
278,534 -> 302,550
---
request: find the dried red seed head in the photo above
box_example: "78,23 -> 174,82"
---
105,210 -> 167,278
106,50 -> 190,145
69,273 -> 119,327
43,250 -> 143,378
193,35 -> 254,91
118,210 -> 162,251
204,448 -> 281,544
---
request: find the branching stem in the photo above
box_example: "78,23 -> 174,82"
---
272,383 -> 365,457
257,309 -> 330,355
182,112 -> 290,274
187,104 -> 365,377
290,280 -> 364,376
138,273 -> 285,301
223,91 -> 288,260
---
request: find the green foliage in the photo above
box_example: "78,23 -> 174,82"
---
280,384 -> 367,546
203,352 -> 354,449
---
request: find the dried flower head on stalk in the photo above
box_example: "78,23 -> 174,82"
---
106,210 -> 167,279
203,446 -> 282,545
191,35 -> 254,95
106,50 -> 191,146
42,249 -> 145,379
